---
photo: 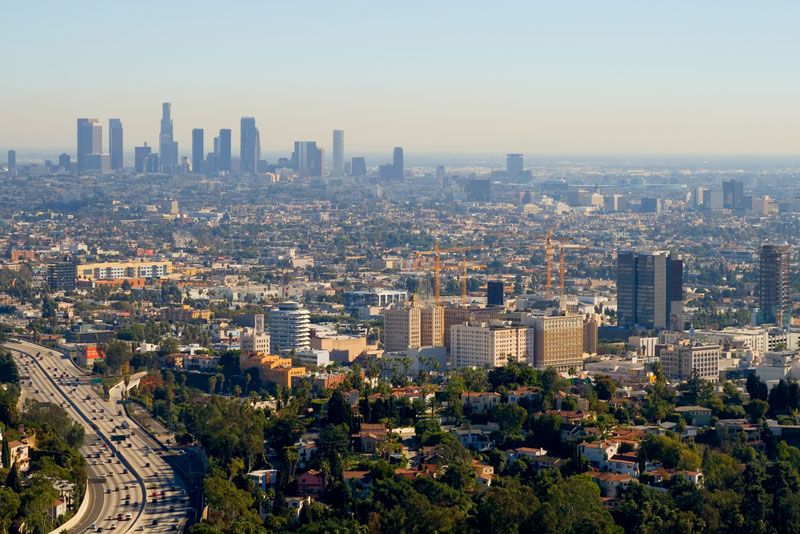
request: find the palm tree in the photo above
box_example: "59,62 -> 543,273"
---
208,375 -> 217,394
217,373 -> 225,394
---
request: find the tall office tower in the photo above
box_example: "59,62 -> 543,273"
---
292,141 -> 325,176
507,153 -> 524,177
487,280 -> 505,307
76,118 -> 102,171
332,129 -> 344,177
218,129 -> 232,171
108,119 -> 123,170
240,117 -> 260,174
392,146 -> 404,180
191,128 -> 204,173
616,250 -> 683,331
134,143 -> 152,173
144,153 -> 159,173
7,150 -> 16,172
268,301 -> 310,352
159,103 -> 178,172
58,153 -> 70,171
312,147 -> 325,177
759,244 -> 791,326
722,180 -> 744,209
292,141 -> 308,171
351,157 -> 367,177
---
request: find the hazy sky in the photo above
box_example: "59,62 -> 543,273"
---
2,1 -> 800,156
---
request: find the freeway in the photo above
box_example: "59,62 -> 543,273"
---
6,339 -> 193,534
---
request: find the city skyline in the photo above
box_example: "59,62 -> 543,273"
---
3,1 -> 800,154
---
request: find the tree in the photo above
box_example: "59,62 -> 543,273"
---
475,478 -> 539,533
203,473 -> 262,528
158,337 -> 180,356
208,375 -> 217,394
747,399 -> 769,423
747,373 -> 768,401
1,435 -> 9,468
537,475 -> 622,534
594,375 -> 619,401
490,403 -> 527,437
103,340 -> 133,373
0,487 -> 20,534
326,389 -> 352,427
768,379 -> 791,415
679,368 -> 714,406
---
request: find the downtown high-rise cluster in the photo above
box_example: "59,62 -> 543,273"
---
71,102 -> 405,180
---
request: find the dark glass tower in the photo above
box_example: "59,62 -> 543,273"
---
759,244 -> 790,326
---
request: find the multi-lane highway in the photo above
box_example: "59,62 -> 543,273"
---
6,339 -> 193,534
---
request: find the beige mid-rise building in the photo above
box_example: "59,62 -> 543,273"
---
383,305 -> 421,352
383,302 -> 445,352
658,340 -> 720,381
450,321 -> 530,368
530,315 -> 584,371
443,305 -> 503,348
241,330 -> 270,355
420,304 -> 444,347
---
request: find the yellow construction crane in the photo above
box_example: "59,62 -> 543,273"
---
415,243 -> 486,304
442,258 -> 487,305
528,232 -> 587,295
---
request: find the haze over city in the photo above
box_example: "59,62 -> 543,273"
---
6,3 -> 800,534
3,1 -> 800,155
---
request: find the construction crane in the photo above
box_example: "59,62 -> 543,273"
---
527,232 -> 587,296
415,243 -> 486,304
442,258 -> 487,305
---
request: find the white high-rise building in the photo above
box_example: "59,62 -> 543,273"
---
332,129 -> 344,177
268,302 -> 310,353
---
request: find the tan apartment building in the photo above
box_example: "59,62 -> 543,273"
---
450,321 -> 530,368
530,315 -> 584,371
443,305 -> 503,348
420,304 -> 444,347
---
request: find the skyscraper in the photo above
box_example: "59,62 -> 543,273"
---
191,128 -> 204,173
240,117 -> 260,174
332,130 -> 344,177
507,153 -> 524,177
722,180 -> 744,210
487,280 -> 505,307
76,118 -> 102,171
109,118 -> 123,170
218,129 -> 232,171
617,250 -> 683,330
292,141 -> 325,176
134,143 -> 151,173
159,102 -> 178,172
392,146 -> 404,180
7,150 -> 16,173
759,244 -> 790,326
58,153 -> 70,171
351,157 -> 366,177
